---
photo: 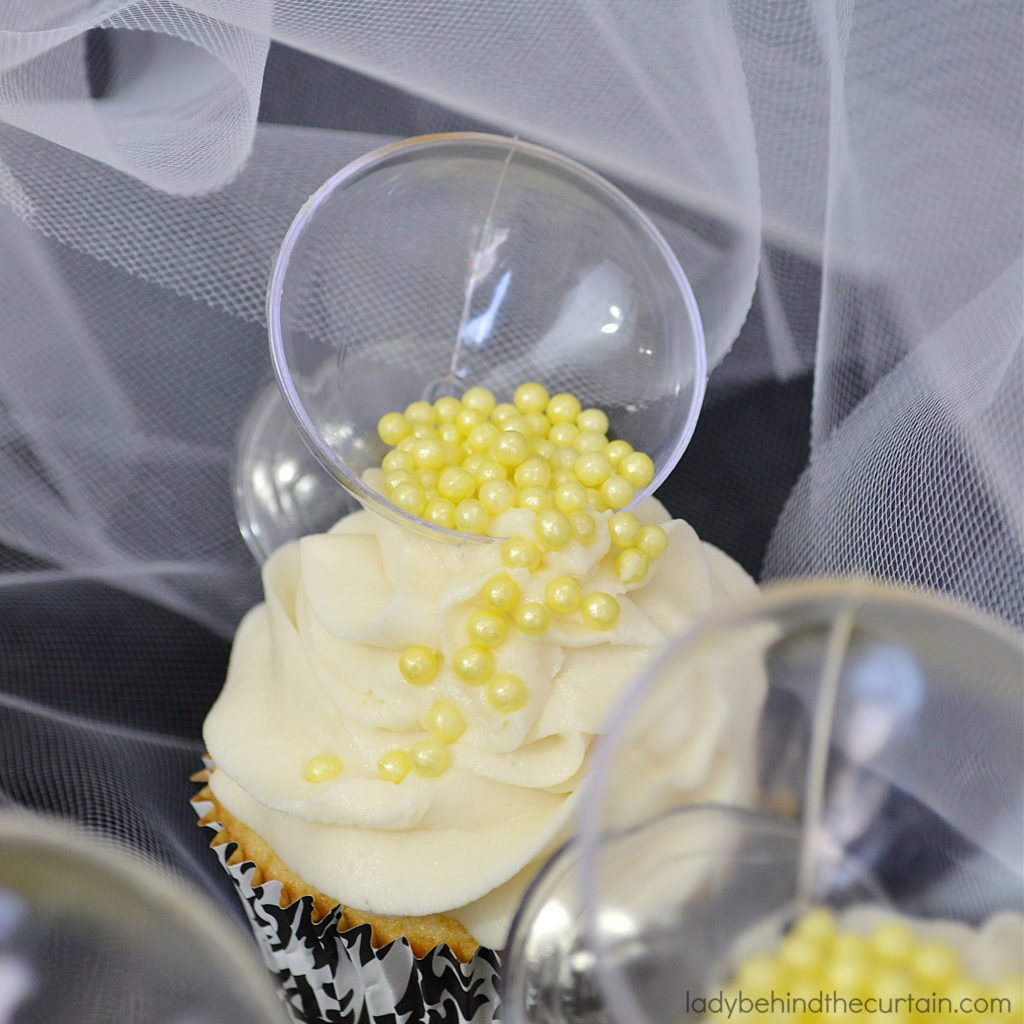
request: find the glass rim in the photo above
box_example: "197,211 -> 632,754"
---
266,130 -> 707,545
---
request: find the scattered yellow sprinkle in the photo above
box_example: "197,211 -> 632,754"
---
452,645 -> 494,685
515,601 -> 551,636
467,609 -> 508,648
487,673 -> 528,713
425,701 -> 466,743
545,576 -> 583,614
582,592 -> 620,630
410,739 -> 449,777
304,754 -> 342,783
480,573 -> 520,612
399,646 -> 439,685
378,749 -> 411,784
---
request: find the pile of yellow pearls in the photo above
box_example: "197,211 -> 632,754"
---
712,907 -> 1023,1023
306,383 -> 670,785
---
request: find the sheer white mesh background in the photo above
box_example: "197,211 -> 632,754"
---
0,0 -> 1020,983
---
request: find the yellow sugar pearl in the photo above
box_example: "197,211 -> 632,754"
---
545,575 -> 583,614
733,953 -> 778,994
912,940 -> 962,985
504,414 -> 535,438
378,749 -> 411,784
605,439 -> 633,466
619,451 -> 655,488
574,429 -> 609,453
399,645 -> 439,685
531,438 -> 556,461
452,645 -> 494,685
616,547 -> 650,584
608,511 -> 642,547
385,469 -> 414,493
535,508 -> 571,550
514,381 -> 550,413
467,609 -> 508,648
382,449 -> 414,474
554,479 -> 588,514
455,406 -> 484,435
778,933 -> 824,975
410,436 -> 446,469
546,392 -> 582,424
869,919 -> 917,965
569,511 -> 598,545
461,385 -> 496,416
437,465 -> 476,502
404,400 -> 436,427
466,421 -> 500,453
576,407 -> 610,434
487,673 -> 528,713
396,435 -> 419,452
442,440 -> 463,466
513,455 -> 553,489
791,906 -> 838,945
377,411 -> 411,445
304,754 -> 342,783
415,467 -> 439,491
516,601 -> 551,635
550,446 -> 580,473
434,395 -> 461,423
518,485 -> 553,513
552,467 -> 577,487
635,523 -> 669,559
600,474 -> 634,510
502,535 -> 542,572
586,487 -> 608,512
583,592 -> 620,629
574,451 -> 612,487
492,430 -> 530,467
425,700 -> 466,742
461,452 -> 485,474
524,411 -> 550,438
410,739 -> 449,777
547,422 -> 578,446
479,479 -> 517,515
454,498 -> 490,534
491,401 -> 518,426
480,573 -> 520,612
423,497 -> 456,528
474,458 -> 508,484
391,480 -> 427,515
436,423 -> 460,443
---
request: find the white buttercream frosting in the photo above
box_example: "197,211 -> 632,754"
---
203,498 -> 762,949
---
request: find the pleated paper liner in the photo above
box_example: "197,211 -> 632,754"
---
192,767 -> 502,1024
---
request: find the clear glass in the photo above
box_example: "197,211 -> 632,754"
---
266,131 -> 706,544
504,579 -> 1024,1023
0,813 -> 289,1024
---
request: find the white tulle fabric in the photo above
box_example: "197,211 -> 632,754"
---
0,0 -> 1019,929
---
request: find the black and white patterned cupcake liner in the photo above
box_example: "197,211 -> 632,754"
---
193,794 -> 502,1024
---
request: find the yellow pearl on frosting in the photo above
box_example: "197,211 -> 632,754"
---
452,645 -> 494,685
535,508 -> 571,550
479,478 -> 517,515
502,536 -> 541,572
480,573 -> 520,612
425,700 -> 466,743
377,411 -> 411,445
515,601 -> 551,636
608,511 -> 641,547
635,523 -> 669,559
304,754 -> 342,783
514,381 -> 549,413
399,645 -> 439,685
545,576 -> 582,614
487,673 -> 528,713
410,739 -> 449,777
467,609 -> 508,648
600,474 -> 634,510
518,485 -> 553,513
378,749 -> 411,784
615,547 -> 650,584
583,592 -> 620,629
553,479 -> 588,514
569,511 -> 598,545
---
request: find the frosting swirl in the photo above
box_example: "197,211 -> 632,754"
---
203,498 -> 762,948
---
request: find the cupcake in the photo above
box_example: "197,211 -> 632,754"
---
194,385 -> 766,1022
